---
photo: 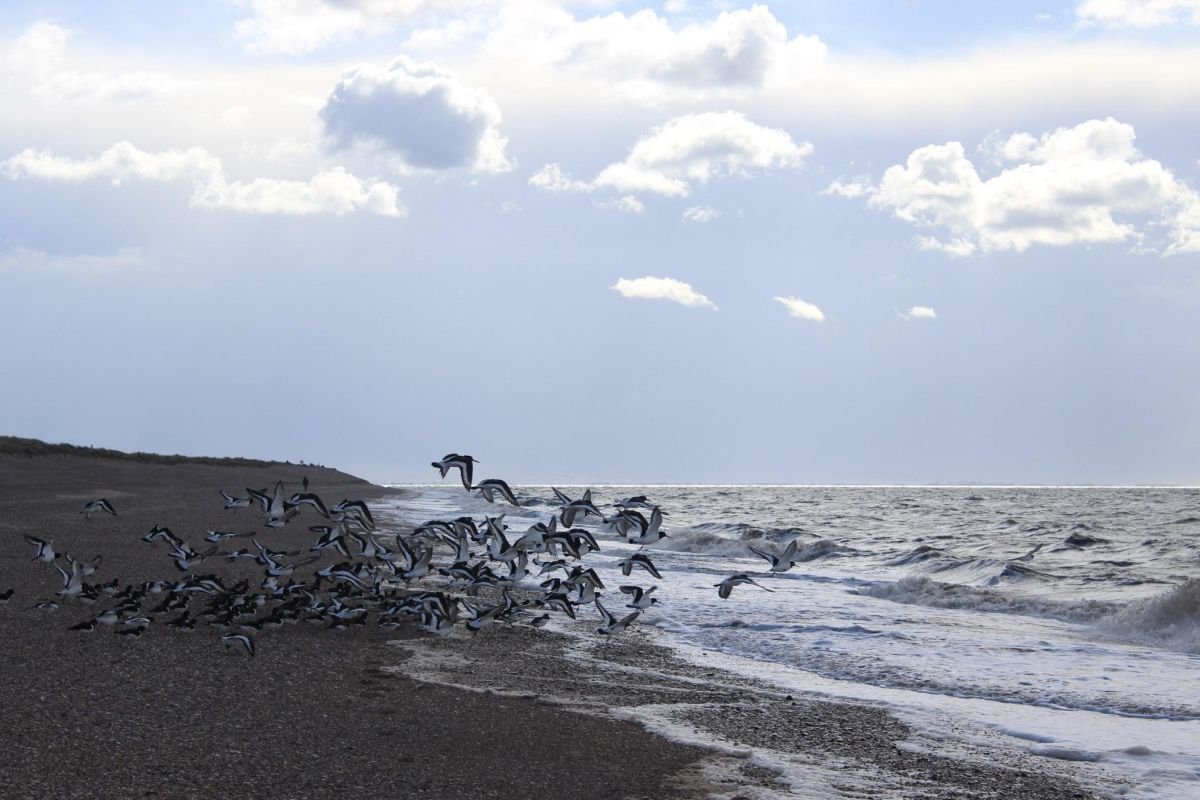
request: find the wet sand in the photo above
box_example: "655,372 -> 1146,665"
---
0,448 -> 1107,798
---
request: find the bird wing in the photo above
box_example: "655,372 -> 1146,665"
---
748,545 -> 775,564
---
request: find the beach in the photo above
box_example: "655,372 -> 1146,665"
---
0,444 -> 1105,799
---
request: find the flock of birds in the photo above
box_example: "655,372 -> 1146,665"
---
4,453 -> 806,657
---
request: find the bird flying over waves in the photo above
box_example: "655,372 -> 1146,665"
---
431,454 -> 478,491
473,479 -> 519,506
617,553 -> 663,579
748,539 -> 801,573
619,585 -> 659,610
715,574 -> 774,599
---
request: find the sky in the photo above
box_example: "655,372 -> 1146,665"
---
1,0 -> 1199,485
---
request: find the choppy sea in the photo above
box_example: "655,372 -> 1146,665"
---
382,484 -> 1200,798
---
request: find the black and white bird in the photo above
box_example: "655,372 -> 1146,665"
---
749,539 -> 801,573
54,559 -> 84,597
715,574 -> 774,599
473,478 -> 519,506
619,585 -> 659,610
617,552 -> 663,579
431,454 -> 478,491
628,507 -> 668,546
595,600 -> 639,635
80,498 -> 117,519
24,535 -> 56,564
220,490 -> 251,511
615,495 -> 656,511
556,488 -> 602,527
221,633 -> 256,656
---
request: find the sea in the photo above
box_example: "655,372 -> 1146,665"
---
382,484 -> 1200,798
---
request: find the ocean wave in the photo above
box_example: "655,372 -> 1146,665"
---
927,557 -> 1059,586
855,576 -> 1118,622
1098,578 -> 1200,654
857,576 -> 1200,654
658,526 -> 847,560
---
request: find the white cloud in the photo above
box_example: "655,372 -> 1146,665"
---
220,106 -> 253,129
0,246 -> 144,271
1077,0 -> 1200,27
7,21 -> 181,104
822,178 -> 872,199
596,112 -> 810,197
528,162 -> 593,193
902,306 -> 937,319
533,111 -> 810,205
1,142 -> 405,217
232,0 -> 827,104
682,205 -> 719,223
773,295 -> 825,321
831,118 -> 1200,256
484,3 -> 826,100
234,0 -> 474,55
602,195 -> 645,214
320,55 -> 512,173
612,276 -> 717,309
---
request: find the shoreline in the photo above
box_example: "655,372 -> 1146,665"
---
0,445 -> 1109,798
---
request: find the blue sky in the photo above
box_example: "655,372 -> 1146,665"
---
2,1 -> 1199,484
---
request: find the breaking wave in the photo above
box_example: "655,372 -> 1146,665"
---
858,576 -> 1200,654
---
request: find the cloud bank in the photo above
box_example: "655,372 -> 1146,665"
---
1077,0 -> 1200,27
7,21 -> 181,104
1,142 -> 405,217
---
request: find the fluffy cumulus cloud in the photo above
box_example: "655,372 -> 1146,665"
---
1077,0 -> 1200,26
320,56 -> 512,173
612,276 -> 717,309
532,111 -> 810,205
6,21 -> 181,104
773,296 -> 825,321
829,118 -> 1200,256
1,142 -> 405,217
486,3 -> 826,98
902,306 -> 937,320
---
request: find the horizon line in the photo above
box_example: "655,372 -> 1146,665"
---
382,482 -> 1200,490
